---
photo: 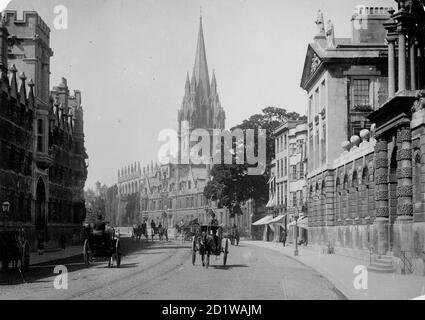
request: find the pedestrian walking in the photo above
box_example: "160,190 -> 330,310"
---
280,230 -> 287,247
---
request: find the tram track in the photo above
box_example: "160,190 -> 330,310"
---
65,241 -> 188,300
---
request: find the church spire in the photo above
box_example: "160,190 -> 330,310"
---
193,15 -> 210,98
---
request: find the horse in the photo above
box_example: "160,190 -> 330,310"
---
141,224 -> 148,241
131,225 -> 142,242
158,227 -> 168,241
197,230 -> 219,268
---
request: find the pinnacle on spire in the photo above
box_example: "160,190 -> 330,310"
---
211,69 -> 217,93
190,69 -> 196,92
193,17 -> 210,98
185,72 -> 190,95
185,72 -> 190,87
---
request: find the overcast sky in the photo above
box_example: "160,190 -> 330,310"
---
6,0 -> 394,189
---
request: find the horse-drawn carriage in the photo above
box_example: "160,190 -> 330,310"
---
180,219 -> 199,242
83,225 -> 122,268
0,225 -> 30,272
191,224 -> 229,268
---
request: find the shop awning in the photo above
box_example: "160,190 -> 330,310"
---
298,217 -> 308,229
268,215 -> 286,224
252,215 -> 274,226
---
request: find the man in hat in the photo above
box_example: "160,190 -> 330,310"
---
210,211 -> 219,226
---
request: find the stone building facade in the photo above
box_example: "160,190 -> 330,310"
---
300,7 -> 390,253
298,2 -> 425,276
0,11 -> 87,248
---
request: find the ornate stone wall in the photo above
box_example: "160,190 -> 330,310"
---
307,129 -> 376,252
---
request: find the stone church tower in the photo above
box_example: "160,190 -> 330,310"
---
178,17 -> 226,138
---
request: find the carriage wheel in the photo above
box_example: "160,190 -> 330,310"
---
21,242 -> 30,271
223,239 -> 229,266
192,238 -> 197,266
83,239 -> 90,267
115,240 -> 122,268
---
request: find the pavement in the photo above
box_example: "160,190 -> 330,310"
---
245,240 -> 425,300
21,233 -> 425,300
1,237 -> 345,300
30,246 -> 83,266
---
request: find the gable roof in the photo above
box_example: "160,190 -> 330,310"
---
300,41 -> 387,91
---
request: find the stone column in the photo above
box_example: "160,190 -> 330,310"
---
399,33 -> 407,91
374,137 -> 389,254
409,34 -> 417,90
388,39 -> 396,97
394,126 -> 414,254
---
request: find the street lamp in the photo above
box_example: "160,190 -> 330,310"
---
2,201 -> 10,230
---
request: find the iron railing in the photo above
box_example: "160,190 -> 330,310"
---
400,251 -> 413,274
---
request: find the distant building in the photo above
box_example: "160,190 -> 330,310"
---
0,11 -> 88,247
264,120 -> 308,243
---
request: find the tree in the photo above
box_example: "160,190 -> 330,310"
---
204,107 -> 305,215
125,193 -> 140,224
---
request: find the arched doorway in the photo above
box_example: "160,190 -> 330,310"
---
35,178 -> 46,230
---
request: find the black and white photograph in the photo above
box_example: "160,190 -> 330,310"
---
1,0 -> 425,307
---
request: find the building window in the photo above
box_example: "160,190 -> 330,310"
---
292,192 -> 297,207
321,123 -> 326,165
308,95 -> 313,121
352,79 -> 370,109
277,184 -> 280,205
281,184 -> 284,207
284,157 -> 287,176
320,80 -> 326,111
290,165 -> 297,180
314,88 -> 319,114
299,163 -> 304,179
277,160 -> 280,178
37,119 -> 44,153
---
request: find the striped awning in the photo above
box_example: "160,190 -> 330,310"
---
268,215 -> 286,224
252,215 -> 274,226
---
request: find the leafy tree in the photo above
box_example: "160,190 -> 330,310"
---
204,107 -> 305,215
